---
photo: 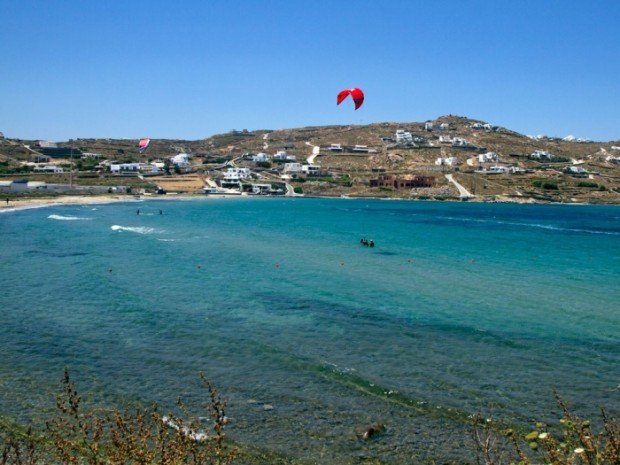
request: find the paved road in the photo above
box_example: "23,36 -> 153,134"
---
305,142 -> 320,164
445,174 -> 473,198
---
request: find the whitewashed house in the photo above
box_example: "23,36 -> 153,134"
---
283,163 -> 303,173
223,167 -> 251,181
302,164 -> 321,175
395,130 -> 413,143
33,165 -> 64,173
530,150 -> 554,160
453,138 -> 474,148
424,122 -> 434,131
328,143 -> 343,152
170,153 -> 191,168
487,166 -> 510,174
252,152 -> 270,162
110,163 -> 141,174
81,152 -> 102,159
564,166 -> 588,177
605,156 -> 620,164
435,157 -> 460,166
438,123 -> 449,131
478,152 -> 499,163
273,150 -> 296,161
438,135 -> 453,144
352,145 -> 369,153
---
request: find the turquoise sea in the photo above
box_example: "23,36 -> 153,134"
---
1,198 -> 619,463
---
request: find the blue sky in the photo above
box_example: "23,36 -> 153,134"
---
1,0 -> 618,141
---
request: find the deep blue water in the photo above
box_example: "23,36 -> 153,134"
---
1,198 -> 619,463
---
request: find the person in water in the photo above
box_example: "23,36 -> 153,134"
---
136,209 -> 140,215
369,240 -> 375,248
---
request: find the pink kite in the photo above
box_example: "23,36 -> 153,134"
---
138,138 -> 150,153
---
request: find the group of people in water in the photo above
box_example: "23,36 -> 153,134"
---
360,238 -> 375,248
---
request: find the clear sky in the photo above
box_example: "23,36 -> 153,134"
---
1,0 -> 618,141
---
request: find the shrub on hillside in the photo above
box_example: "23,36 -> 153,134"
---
532,180 -> 559,190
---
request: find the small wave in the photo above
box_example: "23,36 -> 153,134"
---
48,214 -> 92,221
157,238 -> 177,242
111,225 -> 157,234
436,216 -> 620,236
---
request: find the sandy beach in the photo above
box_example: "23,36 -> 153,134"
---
0,194 -> 209,213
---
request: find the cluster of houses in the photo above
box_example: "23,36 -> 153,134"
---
528,134 -> 592,143
424,122 -> 450,132
250,150 -> 297,162
529,150 -> 554,160
105,153 -> 191,175
435,156 -> 460,166
469,122 -> 499,131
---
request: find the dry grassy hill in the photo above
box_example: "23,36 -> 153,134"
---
1,115 -> 619,203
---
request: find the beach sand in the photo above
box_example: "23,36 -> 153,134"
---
0,194 -> 205,213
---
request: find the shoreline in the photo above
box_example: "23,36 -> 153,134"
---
0,193 -> 617,213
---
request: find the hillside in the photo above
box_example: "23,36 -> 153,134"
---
1,115 -> 620,204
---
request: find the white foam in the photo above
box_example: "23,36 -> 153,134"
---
111,225 -> 157,234
48,214 -> 92,221
0,203 -> 62,214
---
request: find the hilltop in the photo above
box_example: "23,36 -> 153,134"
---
1,115 -> 619,204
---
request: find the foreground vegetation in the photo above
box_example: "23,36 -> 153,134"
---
1,373 -> 618,465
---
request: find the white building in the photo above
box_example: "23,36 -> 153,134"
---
530,150 -> 554,160
478,152 -> 499,163
252,152 -> 270,162
438,135 -> 452,144
328,144 -> 343,152
38,141 -> 58,148
435,157 -> 460,166
564,166 -> 588,177
283,163 -> 303,173
395,130 -> 413,143
273,150 -> 296,161
438,123 -> 449,131
110,163 -> 141,174
0,180 -> 48,192
352,145 -> 369,153
33,165 -> 64,173
606,156 -> 620,164
424,122 -> 434,131
81,152 -> 102,159
302,164 -> 321,175
453,137 -> 474,148
170,153 -> 191,168
223,167 -> 251,181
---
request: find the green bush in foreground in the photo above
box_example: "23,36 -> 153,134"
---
472,393 -> 619,465
1,369 -> 236,465
2,375 -> 618,465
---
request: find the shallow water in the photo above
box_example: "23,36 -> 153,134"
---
1,198 -> 619,463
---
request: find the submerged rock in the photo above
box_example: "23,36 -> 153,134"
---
355,422 -> 386,440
